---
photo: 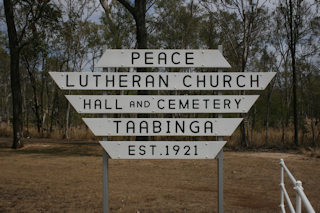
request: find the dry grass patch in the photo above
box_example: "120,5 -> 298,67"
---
1,137 -> 320,212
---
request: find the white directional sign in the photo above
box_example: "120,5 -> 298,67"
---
49,72 -> 276,91
95,49 -> 231,68
83,118 -> 242,136
100,141 -> 227,159
66,95 -> 259,114
48,48 -> 275,213
48,49 -> 276,162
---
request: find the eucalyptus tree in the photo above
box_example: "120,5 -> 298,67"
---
150,0 -> 202,49
4,0 -> 61,148
57,0 -> 100,138
100,0 -> 135,49
100,0 -> 156,141
100,0 -> 155,49
270,8 -> 292,145
200,0 -> 269,147
0,31 -> 10,124
275,0 -> 320,146
19,6 -> 62,135
250,48 -> 278,145
85,21 -> 104,71
148,0 -> 203,125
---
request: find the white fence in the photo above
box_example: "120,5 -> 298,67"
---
280,159 -> 315,213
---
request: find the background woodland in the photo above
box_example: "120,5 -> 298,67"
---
1,0 -> 320,149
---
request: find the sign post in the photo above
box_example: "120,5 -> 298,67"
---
217,45 -> 224,213
102,149 -> 108,213
49,48 -> 275,213
102,67 -> 109,213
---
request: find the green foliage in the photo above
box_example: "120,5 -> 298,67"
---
149,0 -> 202,48
100,1 -> 135,48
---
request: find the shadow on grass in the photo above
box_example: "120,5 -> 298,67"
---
20,146 -> 102,157
0,137 -> 103,157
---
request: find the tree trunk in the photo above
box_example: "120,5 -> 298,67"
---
265,80 -> 274,146
134,0 -> 148,141
289,0 -> 299,146
40,59 -> 45,136
250,106 -> 256,144
240,120 -> 246,147
64,91 -> 71,139
135,0 -> 147,49
25,63 -> 42,133
246,119 -> 250,147
311,118 -> 316,147
5,84 -> 11,124
49,88 -> 59,133
292,49 -> 298,146
265,101 -> 270,146
239,54 -> 247,146
4,0 -> 23,149
115,0 -> 148,141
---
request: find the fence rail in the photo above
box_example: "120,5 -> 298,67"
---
280,159 -> 315,213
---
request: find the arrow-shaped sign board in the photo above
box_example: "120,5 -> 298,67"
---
100,141 -> 227,159
49,72 -> 276,91
83,118 -> 242,136
95,49 -> 231,68
66,95 -> 259,114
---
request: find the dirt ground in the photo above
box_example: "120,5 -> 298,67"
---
0,137 -> 319,213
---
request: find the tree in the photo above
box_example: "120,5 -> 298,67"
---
0,31 -> 11,124
3,0 -> 58,148
150,0 -> 201,49
100,0 -> 150,48
4,0 -> 60,148
57,0 -> 100,139
4,0 -> 23,148
276,0 -> 319,146
100,1 -> 135,49
19,11 -> 60,135
100,0 -> 154,141
200,0 -> 269,147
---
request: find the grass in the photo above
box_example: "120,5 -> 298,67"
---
0,122 -> 96,140
0,137 -> 320,212
0,122 -> 12,137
